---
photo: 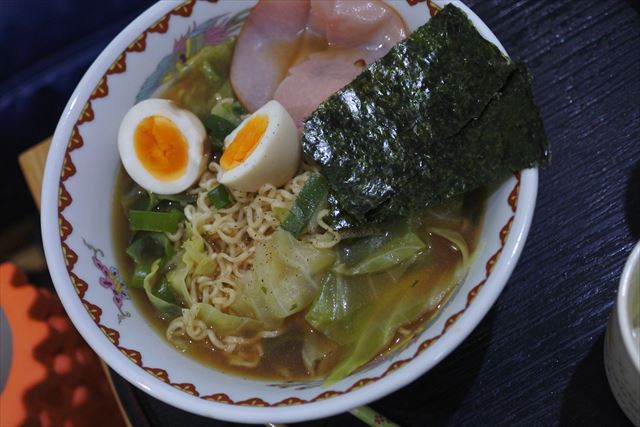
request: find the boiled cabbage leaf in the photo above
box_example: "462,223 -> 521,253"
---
192,303 -> 263,336
306,241 -> 471,384
126,232 -> 174,288
181,223 -> 216,277
143,259 -> 181,317
333,232 -> 425,276
232,229 -> 334,325
166,223 -> 216,306
161,38 -> 236,120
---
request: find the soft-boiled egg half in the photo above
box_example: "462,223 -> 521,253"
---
218,100 -> 300,192
118,98 -> 209,194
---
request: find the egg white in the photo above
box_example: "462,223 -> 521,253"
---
118,98 -> 208,195
217,100 -> 300,192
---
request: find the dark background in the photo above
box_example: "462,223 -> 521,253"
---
1,0 -> 639,426
0,0 -> 157,263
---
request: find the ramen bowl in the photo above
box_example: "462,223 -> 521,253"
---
41,0 -> 539,423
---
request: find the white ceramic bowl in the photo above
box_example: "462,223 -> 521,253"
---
41,0 -> 539,423
605,241 -> 640,426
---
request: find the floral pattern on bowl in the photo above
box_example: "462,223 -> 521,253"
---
136,8 -> 249,102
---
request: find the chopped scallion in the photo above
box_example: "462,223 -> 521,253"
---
204,114 -> 238,141
204,99 -> 247,147
129,210 -> 181,233
281,173 -> 329,238
208,184 -> 234,209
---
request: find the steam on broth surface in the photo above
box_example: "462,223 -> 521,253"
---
114,1 -> 548,383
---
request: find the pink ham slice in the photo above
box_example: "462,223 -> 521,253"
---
230,0 -> 310,113
274,49 -> 367,127
308,0 -> 407,52
230,0 -> 407,125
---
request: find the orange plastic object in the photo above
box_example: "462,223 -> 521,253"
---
0,263 -> 127,427
0,263 -> 48,426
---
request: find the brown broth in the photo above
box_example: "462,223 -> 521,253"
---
113,169 -> 486,381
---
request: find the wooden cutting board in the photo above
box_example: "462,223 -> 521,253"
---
18,138 -> 51,210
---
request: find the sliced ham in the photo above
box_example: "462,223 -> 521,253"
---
274,49 -> 367,126
230,0 -> 408,125
308,0 -> 407,52
230,0 -> 310,112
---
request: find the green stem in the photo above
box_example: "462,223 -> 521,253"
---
349,406 -> 400,427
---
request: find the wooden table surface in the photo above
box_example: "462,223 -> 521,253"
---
22,0 -> 640,425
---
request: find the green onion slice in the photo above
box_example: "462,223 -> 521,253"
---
281,173 -> 329,238
208,184 -> 234,209
129,210 -> 182,233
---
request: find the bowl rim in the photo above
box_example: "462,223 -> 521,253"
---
41,0 -> 540,423
617,240 -> 640,373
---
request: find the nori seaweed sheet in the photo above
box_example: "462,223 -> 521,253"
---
373,63 -> 549,219
302,4 -> 549,225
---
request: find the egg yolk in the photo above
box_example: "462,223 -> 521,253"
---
220,115 -> 268,170
134,115 -> 189,181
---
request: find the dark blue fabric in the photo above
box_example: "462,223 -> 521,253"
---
0,0 -> 155,230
